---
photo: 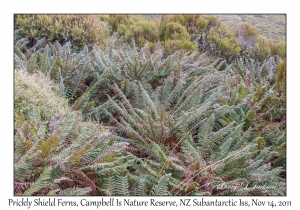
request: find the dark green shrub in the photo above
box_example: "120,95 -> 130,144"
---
15,14 -> 110,48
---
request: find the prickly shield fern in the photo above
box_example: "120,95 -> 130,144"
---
88,71 -> 285,195
14,34 -> 211,117
14,70 -> 130,195
231,56 -> 282,86
217,57 -> 286,171
179,114 -> 285,196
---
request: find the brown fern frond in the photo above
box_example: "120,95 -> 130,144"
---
14,179 -> 33,194
215,189 -> 233,196
35,185 -> 51,196
49,115 -> 65,135
71,170 -> 98,195
126,146 -> 148,158
54,177 -> 75,188
198,175 -> 214,194
245,71 -> 252,90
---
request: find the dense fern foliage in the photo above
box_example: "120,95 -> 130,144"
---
14,14 -> 286,196
15,70 -> 132,195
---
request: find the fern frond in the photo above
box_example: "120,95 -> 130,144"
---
23,167 -> 52,196
151,173 -> 171,196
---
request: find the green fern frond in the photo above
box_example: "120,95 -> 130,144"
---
151,173 -> 171,196
23,167 -> 52,196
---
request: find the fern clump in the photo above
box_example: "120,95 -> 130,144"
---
14,69 -> 130,195
14,36 -> 211,118
87,54 -> 285,195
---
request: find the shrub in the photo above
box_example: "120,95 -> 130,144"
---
206,23 -> 240,58
271,40 -> 286,59
15,14 -> 110,49
237,23 -> 285,61
159,15 -> 200,33
119,17 -> 159,48
98,14 -> 129,32
195,16 -> 222,32
237,23 -> 259,55
98,15 -> 160,49
275,59 -> 286,102
253,36 -> 272,60
196,18 -> 209,30
160,22 -> 197,54
174,15 -> 241,61
163,39 -> 197,54
160,22 -> 191,41
239,23 -> 259,40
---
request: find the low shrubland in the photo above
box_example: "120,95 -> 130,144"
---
15,14 -> 110,49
